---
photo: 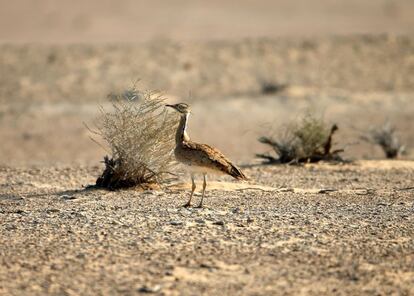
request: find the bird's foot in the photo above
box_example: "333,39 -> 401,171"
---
195,203 -> 203,209
182,202 -> 192,208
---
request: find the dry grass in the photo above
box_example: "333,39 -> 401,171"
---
257,115 -> 343,164
90,87 -> 178,189
363,122 -> 405,159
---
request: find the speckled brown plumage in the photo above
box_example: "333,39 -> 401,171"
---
166,102 -> 247,207
175,141 -> 247,180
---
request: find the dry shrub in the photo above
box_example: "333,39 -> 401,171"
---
260,81 -> 288,95
363,122 -> 405,159
90,87 -> 178,189
257,115 -> 343,164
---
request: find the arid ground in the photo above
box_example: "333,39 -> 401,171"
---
1,36 -> 413,295
1,36 -> 414,165
1,161 -> 414,295
1,1 -> 414,295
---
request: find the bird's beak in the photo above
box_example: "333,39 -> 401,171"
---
165,104 -> 174,109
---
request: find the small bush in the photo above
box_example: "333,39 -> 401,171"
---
257,115 -> 343,164
260,81 -> 288,95
90,87 -> 178,189
363,122 -> 405,159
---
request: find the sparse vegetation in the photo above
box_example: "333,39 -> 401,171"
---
362,122 -> 405,159
260,81 -> 288,95
255,71 -> 288,95
257,115 -> 344,164
90,87 -> 178,190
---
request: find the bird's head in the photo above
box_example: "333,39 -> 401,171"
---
166,103 -> 191,115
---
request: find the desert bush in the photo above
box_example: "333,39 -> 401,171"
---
260,81 -> 288,95
362,122 -> 405,159
90,87 -> 178,189
257,115 -> 343,164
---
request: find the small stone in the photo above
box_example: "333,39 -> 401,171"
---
46,208 -> 60,213
170,221 -> 183,226
61,195 -> 76,200
212,221 -> 224,226
13,209 -> 26,215
231,208 -> 242,214
138,285 -> 161,293
318,189 -> 337,194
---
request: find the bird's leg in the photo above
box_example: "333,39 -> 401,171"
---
183,174 -> 196,207
196,174 -> 207,208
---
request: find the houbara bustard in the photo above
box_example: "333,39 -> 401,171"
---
166,103 -> 247,208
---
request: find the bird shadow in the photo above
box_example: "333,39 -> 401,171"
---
54,184 -> 105,199
10,184 -> 103,201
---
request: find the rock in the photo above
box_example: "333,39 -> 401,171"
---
61,194 -> 76,200
137,285 -> 161,293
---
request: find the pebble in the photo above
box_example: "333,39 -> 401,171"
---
61,194 -> 76,200
137,285 -> 161,293
231,207 -> 242,214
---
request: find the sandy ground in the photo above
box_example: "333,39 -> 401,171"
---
1,36 -> 414,165
1,5 -> 414,293
1,161 -> 413,295
1,0 -> 414,43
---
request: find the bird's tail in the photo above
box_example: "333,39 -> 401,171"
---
230,164 -> 248,181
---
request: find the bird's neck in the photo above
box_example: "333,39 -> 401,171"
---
176,113 -> 190,144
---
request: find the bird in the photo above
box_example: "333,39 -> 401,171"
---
166,103 -> 247,208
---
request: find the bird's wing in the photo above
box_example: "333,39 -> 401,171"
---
181,141 -> 247,180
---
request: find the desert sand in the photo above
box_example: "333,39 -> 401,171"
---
1,36 -> 414,165
1,161 -> 414,295
1,1 -> 414,295
1,35 -> 414,295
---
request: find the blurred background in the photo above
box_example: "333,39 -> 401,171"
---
1,0 -> 414,42
0,0 -> 413,165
